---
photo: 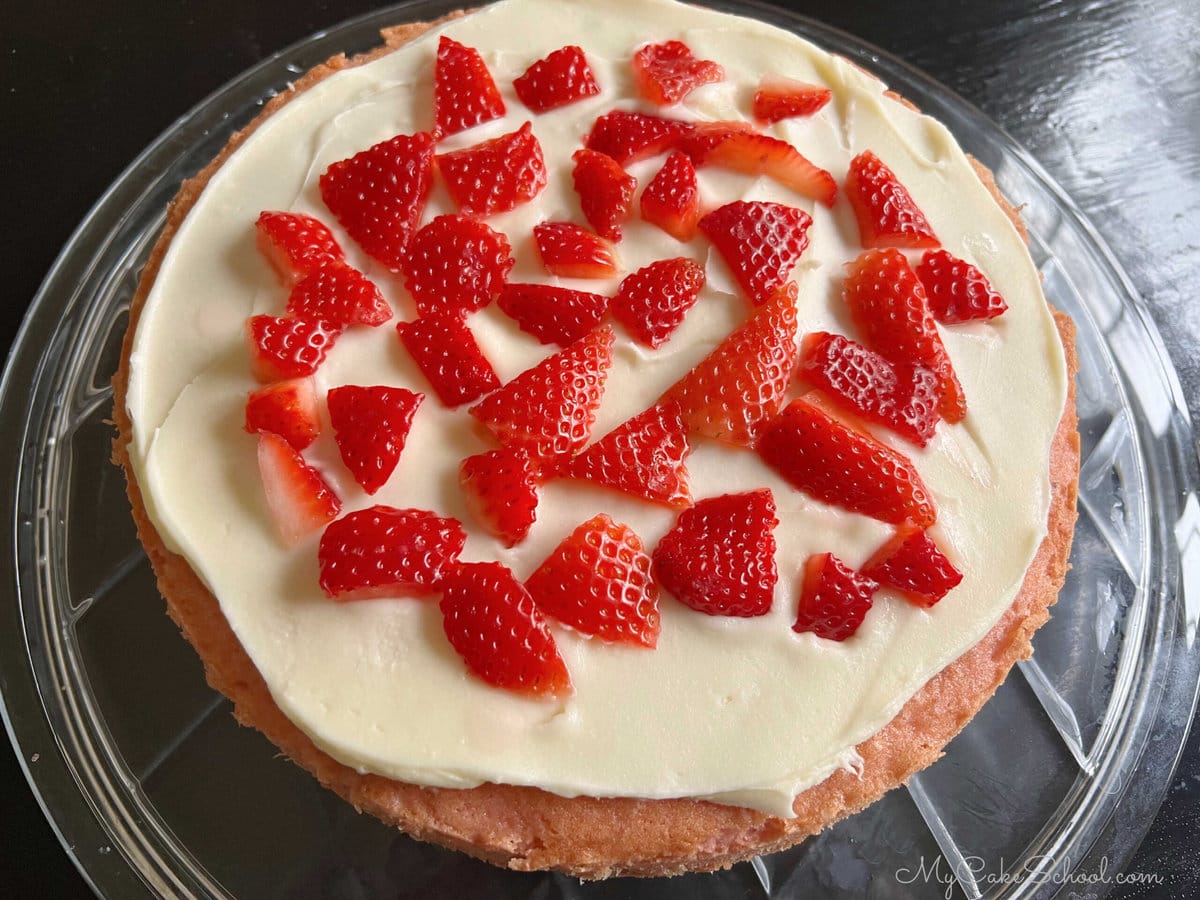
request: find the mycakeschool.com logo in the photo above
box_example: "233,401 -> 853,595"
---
894,855 -> 1165,899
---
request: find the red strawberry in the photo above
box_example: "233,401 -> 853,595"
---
469,325 -> 614,462
433,36 -> 505,137
496,283 -> 608,346
532,222 -> 619,278
752,76 -> 832,124
651,489 -> 778,617
436,122 -> 548,218
245,315 -> 342,383
845,150 -> 939,249
439,561 -> 571,696
458,447 -> 538,547
698,200 -> 812,305
862,525 -> 963,607
584,110 -> 694,166
525,515 -> 660,647
285,260 -> 392,327
319,132 -> 435,270
244,378 -> 320,450
512,45 -> 601,113
844,248 -> 965,422
697,131 -> 837,207
318,505 -> 466,600
401,214 -> 514,317
256,432 -> 340,546
675,120 -> 758,162
632,40 -> 724,105
571,148 -> 637,242
610,257 -> 705,348
915,249 -> 1008,323
255,211 -> 344,284
327,385 -> 423,495
641,154 -> 700,242
792,553 -> 877,641
396,313 -> 500,407
756,399 -> 937,527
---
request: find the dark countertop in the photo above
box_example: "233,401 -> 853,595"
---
2,0 -> 1197,896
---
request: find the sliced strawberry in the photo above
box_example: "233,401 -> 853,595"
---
862,524 -> 963,607
532,222 -> 619,278
651,489 -> 778,617
396,313 -> 500,407
436,122 -> 548,218
610,257 -> 705,348
439,561 -> 571,696
327,385 -> 423,495
756,399 -> 937,527
244,378 -> 320,451
675,120 -> 758,162
571,148 -> 637,242
632,40 -> 724,105
433,36 -> 505,137
285,260 -> 392,327
496,283 -> 609,346
793,553 -> 877,641
845,150 -> 939,249
698,200 -> 812,305
584,110 -> 694,166
319,132 -> 435,270
245,315 -> 342,383
458,447 -> 538,547
256,432 -> 340,546
401,214 -> 514,317
640,152 -> 700,241
753,75 -> 832,124
525,514 -> 660,647
318,505 -> 466,600
512,45 -> 601,113
697,131 -> 837,207
255,211 -> 344,284
915,249 -> 1008,323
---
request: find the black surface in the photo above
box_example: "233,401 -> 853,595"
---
3,0 -> 1198,897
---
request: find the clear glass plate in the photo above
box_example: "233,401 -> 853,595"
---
2,1 -> 1198,897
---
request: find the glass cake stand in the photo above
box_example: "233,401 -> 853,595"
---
2,1 -> 1198,897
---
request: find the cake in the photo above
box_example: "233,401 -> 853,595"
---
112,0 -> 1079,879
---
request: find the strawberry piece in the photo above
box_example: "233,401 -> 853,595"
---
752,75 -> 832,124
660,283 -> 798,447
458,447 -> 538,547
862,525 -> 963,607
469,325 -> 615,462
697,131 -> 837,207
318,505 -> 466,600
327,385 -> 423,495
532,222 -> 619,278
571,148 -> 637,242
698,200 -> 812,305
632,40 -> 724,105
439,562 -> 571,696
915,249 -> 1008,323
512,45 -> 601,113
611,257 -> 705,348
584,110 -> 694,166
845,149 -> 939,249
675,120 -> 758,162
319,132 -> 435,270
244,378 -> 320,451
401,214 -> 514,317
285,260 -> 392,327
639,152 -> 700,241
245,315 -> 342,383
525,514 -> 660,647
436,122 -> 548,218
496,283 -> 608,347
255,211 -> 344,284
844,248 -> 965,422
396,313 -> 500,407
793,553 -> 877,641
256,432 -> 340,546
651,489 -> 778,617
756,399 -> 937,527
433,36 -> 505,137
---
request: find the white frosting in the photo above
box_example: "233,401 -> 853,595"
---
126,0 -> 1067,817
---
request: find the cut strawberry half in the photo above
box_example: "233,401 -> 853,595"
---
245,315 -> 342,383
458,447 -> 539,547
327,385 -> 423,495
433,36 -> 505,137
584,110 -> 694,166
696,130 -> 837,207
915,249 -> 1008,323
632,40 -> 724,105
675,120 -> 758,162
793,553 -> 877,641
244,378 -> 320,451
255,211 -> 344,284
256,432 -> 340,546
698,200 -> 812,305
571,148 -> 637,242
512,45 -> 600,113
285,260 -> 392,327
526,514 -> 660,647
651,489 -> 778,617
752,75 -> 832,124
640,151 -> 700,241
436,122 -> 548,218
401,214 -> 514,317
496,283 -> 609,347
396,313 -> 500,408
845,149 -> 939,249
532,222 -> 619,278
862,524 -> 963,607
610,257 -> 705,348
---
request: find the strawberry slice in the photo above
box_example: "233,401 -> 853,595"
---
752,75 -> 832,124
792,553 -> 877,641
319,132 -> 435,270
439,561 -> 571,696
458,447 -> 539,547
436,122 -> 548,218
285,260 -> 392,327
651,489 -> 778,617
496,283 -> 609,347
512,45 -> 600,113
862,525 -> 963,607
659,282 -> 798,447
318,505 -> 466,600
844,248 -> 965,422
571,148 -> 637,242
697,131 -> 837,207
401,214 -> 514,317
255,211 -> 344,284
469,325 -> 615,462
584,110 -> 694,166
639,151 -> 700,241
632,40 -> 724,105
611,257 -> 705,348
256,432 -> 340,546
558,402 -> 691,507
845,150 -> 939,249
698,200 -> 812,305
327,385 -> 423,495
915,249 -> 1008,323
675,120 -> 758,162
245,315 -> 342,383
433,36 -> 505,137
244,378 -> 320,451
396,313 -> 500,408
532,222 -> 620,278
525,514 -> 660,647
756,399 -> 937,527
